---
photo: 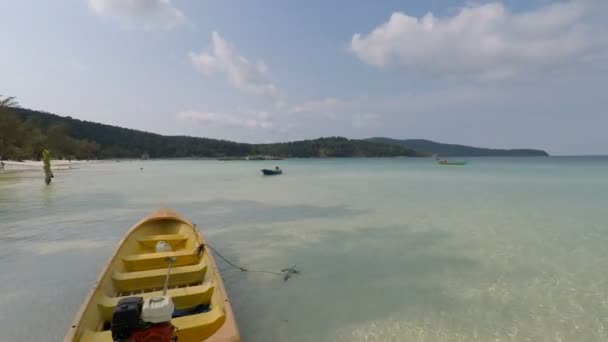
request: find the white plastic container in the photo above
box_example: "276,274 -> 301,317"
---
141,296 -> 175,323
155,241 -> 172,253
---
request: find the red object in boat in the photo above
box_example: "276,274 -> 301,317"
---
130,323 -> 175,342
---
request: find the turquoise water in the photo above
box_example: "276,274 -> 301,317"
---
1,157 -> 608,341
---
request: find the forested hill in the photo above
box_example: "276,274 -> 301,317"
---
255,138 -> 419,158
9,107 -> 252,159
1,107 -> 420,159
367,138 -> 549,157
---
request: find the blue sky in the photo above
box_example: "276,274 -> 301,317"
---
1,0 -> 607,154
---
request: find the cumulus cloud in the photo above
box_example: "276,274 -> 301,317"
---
350,1 -> 608,79
88,0 -> 186,29
178,109 -> 272,130
352,113 -> 381,128
189,32 -> 284,104
288,97 -> 346,113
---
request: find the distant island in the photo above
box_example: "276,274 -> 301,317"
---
0,105 -> 548,160
366,138 -> 548,157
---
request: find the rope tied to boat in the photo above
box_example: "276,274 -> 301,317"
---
195,243 -> 300,282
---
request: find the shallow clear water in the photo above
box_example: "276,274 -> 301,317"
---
1,157 -> 608,341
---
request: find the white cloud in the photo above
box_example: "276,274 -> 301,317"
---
288,97 -> 346,113
350,1 -> 608,80
88,0 -> 186,29
88,0 -> 187,29
288,97 -> 380,126
178,109 -> 273,130
189,32 -> 285,104
352,113 -> 380,128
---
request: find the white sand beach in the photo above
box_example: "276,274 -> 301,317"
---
0,160 -> 91,172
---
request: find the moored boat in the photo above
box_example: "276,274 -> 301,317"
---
261,168 -> 282,175
65,208 -> 239,342
437,160 -> 467,166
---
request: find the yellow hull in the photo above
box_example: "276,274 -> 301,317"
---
65,208 -> 240,342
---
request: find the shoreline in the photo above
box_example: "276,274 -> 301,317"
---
0,160 -> 92,173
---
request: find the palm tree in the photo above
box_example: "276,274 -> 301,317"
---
0,95 -> 19,108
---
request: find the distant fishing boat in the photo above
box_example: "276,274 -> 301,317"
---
261,168 -> 282,175
437,160 -> 467,166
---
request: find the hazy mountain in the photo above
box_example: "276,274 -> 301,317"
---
366,138 -> 548,156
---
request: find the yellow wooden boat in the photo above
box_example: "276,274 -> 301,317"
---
65,208 -> 240,342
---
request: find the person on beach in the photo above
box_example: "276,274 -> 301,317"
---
42,150 -> 53,184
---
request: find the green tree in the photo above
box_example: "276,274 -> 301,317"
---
0,95 -> 18,108
0,96 -> 24,160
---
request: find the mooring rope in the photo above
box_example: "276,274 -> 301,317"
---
195,243 -> 300,281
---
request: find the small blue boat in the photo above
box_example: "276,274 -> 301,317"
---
261,168 -> 282,175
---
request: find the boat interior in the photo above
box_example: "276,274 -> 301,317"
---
69,215 -> 230,341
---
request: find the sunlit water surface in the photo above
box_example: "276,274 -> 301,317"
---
1,157 -> 608,341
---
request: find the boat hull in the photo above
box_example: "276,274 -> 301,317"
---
261,169 -> 282,175
65,208 -> 240,342
437,161 -> 467,166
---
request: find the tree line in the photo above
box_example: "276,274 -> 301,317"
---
1,97 -> 100,160
1,99 -> 420,160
